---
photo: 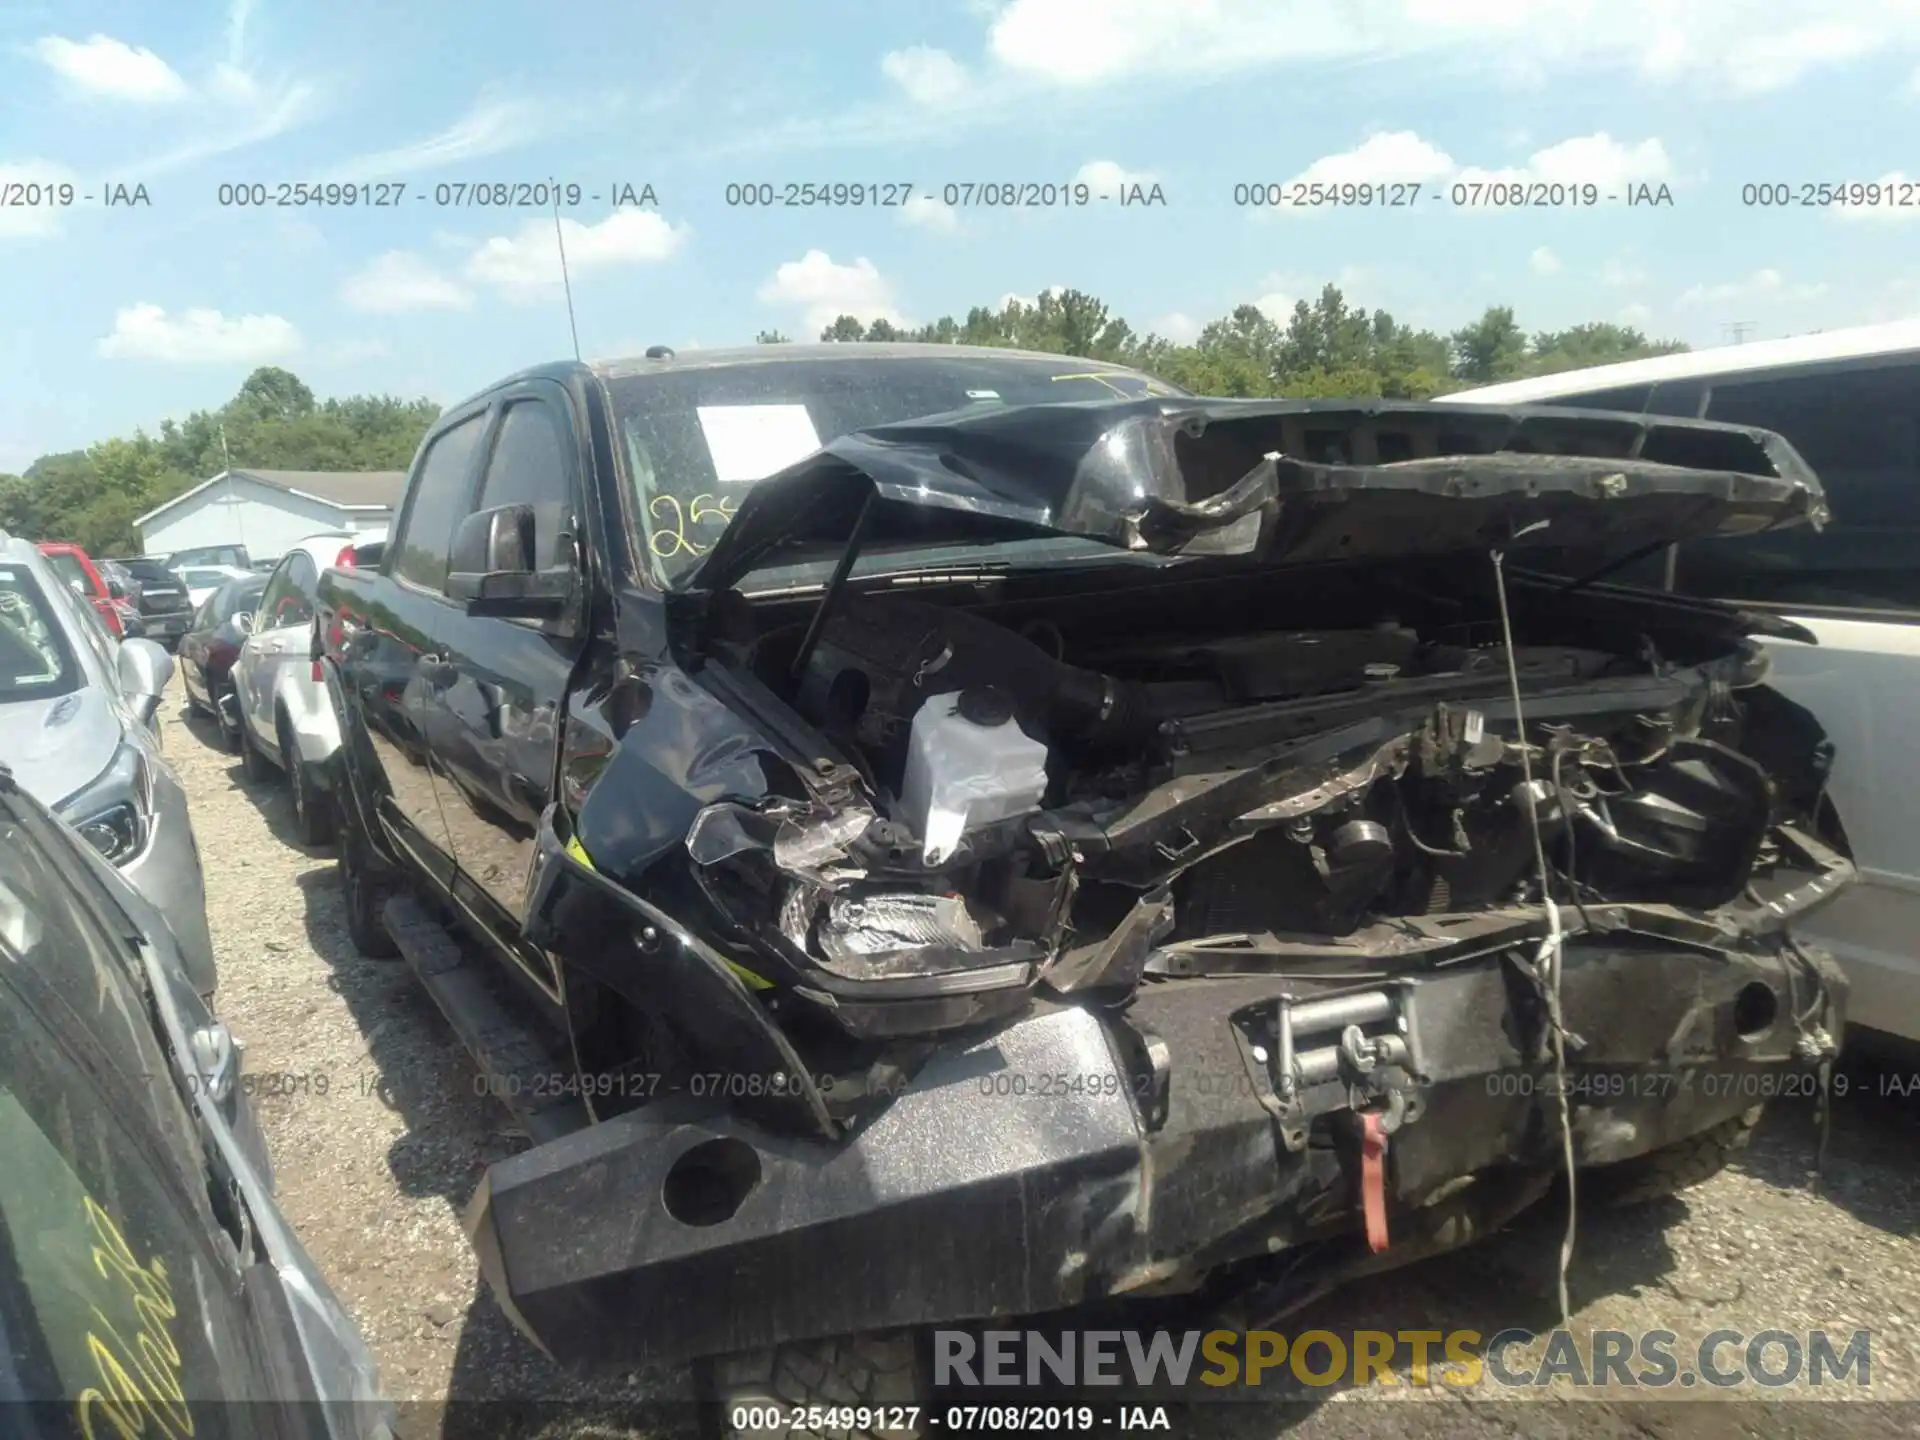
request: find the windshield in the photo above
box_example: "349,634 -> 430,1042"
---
603,353 -> 1185,588
0,568 -> 78,702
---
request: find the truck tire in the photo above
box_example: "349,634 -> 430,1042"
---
338,813 -> 400,959
1583,1105 -> 1764,1207
702,1331 -> 929,1440
280,714 -> 336,846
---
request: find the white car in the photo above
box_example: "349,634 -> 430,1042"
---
1446,317 -> 1920,1048
231,530 -> 385,845
177,563 -> 255,610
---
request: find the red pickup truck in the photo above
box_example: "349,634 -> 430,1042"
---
37,541 -> 123,638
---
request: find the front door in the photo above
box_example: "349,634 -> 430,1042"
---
234,550 -> 318,759
355,406 -> 492,891
432,382 -> 586,999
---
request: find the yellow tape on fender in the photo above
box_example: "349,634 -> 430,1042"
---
565,835 -> 774,991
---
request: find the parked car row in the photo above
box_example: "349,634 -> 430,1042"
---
0,528 -> 395,1431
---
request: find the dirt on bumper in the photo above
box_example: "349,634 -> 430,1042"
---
466,928 -> 1846,1371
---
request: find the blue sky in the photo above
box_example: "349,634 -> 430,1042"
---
3,0 -> 1919,473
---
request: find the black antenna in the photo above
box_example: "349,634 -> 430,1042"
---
554,197 -> 581,360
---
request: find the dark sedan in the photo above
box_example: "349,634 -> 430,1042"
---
178,573 -> 267,750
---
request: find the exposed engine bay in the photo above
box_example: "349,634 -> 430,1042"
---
678,557 -> 1846,1045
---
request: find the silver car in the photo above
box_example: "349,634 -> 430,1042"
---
232,530 -> 384,846
0,532 -> 216,998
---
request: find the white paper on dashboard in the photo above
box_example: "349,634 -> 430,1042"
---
696,404 -> 823,483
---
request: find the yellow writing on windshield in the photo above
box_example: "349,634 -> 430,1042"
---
649,491 -> 738,560
75,1194 -> 193,1440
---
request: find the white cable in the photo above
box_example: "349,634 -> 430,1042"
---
1490,539 -> 1577,1330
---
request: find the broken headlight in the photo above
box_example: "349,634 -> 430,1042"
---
781,884 -> 1041,995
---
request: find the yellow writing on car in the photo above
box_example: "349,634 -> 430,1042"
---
648,492 -> 738,559
76,1194 -> 194,1440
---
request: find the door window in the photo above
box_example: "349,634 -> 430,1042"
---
394,412 -> 489,593
257,552 -> 318,630
1686,361 -> 1920,611
476,401 -> 576,569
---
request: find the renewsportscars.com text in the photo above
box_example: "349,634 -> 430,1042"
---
933,1327 -> 1873,1393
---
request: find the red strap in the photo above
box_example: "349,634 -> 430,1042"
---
1360,1111 -> 1390,1253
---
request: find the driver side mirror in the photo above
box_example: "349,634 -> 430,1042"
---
107,578 -> 127,600
446,503 -> 574,620
116,637 -> 174,728
234,611 -> 255,635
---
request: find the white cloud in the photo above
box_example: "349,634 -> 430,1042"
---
1454,132 -> 1673,191
465,209 -> 689,300
31,34 -> 189,102
1600,258 -> 1647,287
1675,269 -> 1829,307
1618,302 -> 1655,327
1286,131 -> 1456,187
1251,271 -> 1308,322
1075,159 -> 1157,194
1721,23 -> 1877,94
900,192 -> 959,232
113,81 -> 321,179
96,304 -> 301,363
978,0 -> 1918,95
759,250 -> 905,335
320,95 -> 546,182
340,251 -> 474,313
1529,246 -> 1562,275
0,161 -> 79,239
1834,170 -> 1920,222
881,46 -> 971,105
1150,312 -> 1202,344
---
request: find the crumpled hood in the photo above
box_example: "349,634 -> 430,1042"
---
686,397 -> 1828,592
0,686 -> 123,811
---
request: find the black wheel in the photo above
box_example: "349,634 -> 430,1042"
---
213,680 -> 243,753
1583,1105 -> 1764,1207
281,715 -> 336,846
702,1331 -> 928,1439
339,810 -> 400,959
238,706 -> 273,781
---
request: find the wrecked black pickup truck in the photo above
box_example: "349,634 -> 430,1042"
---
314,344 -> 1850,1432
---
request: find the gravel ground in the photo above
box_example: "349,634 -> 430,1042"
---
159,687 -> 1920,1440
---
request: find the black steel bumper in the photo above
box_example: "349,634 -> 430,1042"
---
467,921 -> 1847,1370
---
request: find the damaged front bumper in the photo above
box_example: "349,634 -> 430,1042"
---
470,833 -> 1851,1371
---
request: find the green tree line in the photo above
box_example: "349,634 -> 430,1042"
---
5,285 -> 1685,554
0,367 -> 440,554
779,283 -> 1685,398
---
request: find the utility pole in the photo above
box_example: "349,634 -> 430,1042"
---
1722,321 -> 1756,344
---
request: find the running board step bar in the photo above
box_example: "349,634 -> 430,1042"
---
381,894 -> 591,1146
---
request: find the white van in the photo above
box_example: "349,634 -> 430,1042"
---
1448,319 -> 1920,1047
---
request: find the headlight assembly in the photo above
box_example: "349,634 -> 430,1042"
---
57,743 -> 153,864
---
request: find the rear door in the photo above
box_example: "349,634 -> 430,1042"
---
350,405 -> 492,893
233,548 -> 319,756
433,381 -> 588,999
